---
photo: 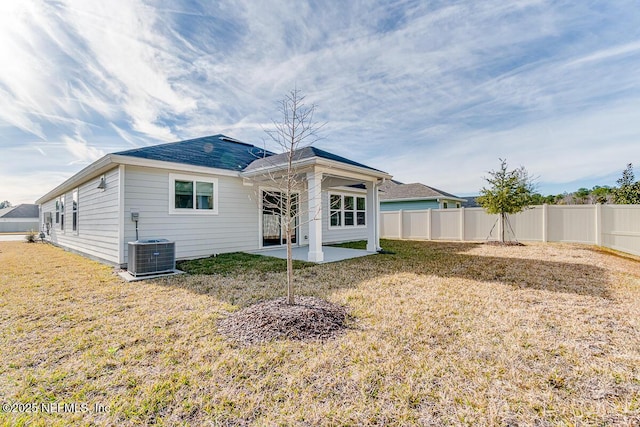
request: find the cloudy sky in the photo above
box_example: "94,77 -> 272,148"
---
1,0 -> 639,204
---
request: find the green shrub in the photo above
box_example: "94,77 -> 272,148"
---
25,230 -> 38,243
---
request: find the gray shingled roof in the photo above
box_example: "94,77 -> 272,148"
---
0,204 -> 39,218
379,180 -> 462,201
461,196 -> 481,208
115,135 -> 275,171
244,146 -> 384,173
115,135 -> 385,175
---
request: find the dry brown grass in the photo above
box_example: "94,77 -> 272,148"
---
1,239 -> 639,426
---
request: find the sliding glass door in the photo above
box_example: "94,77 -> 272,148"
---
262,191 -> 298,247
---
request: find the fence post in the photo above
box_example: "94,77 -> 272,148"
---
398,209 -> 404,239
542,204 -> 548,242
460,207 -> 465,241
427,208 -> 432,240
595,203 -> 602,246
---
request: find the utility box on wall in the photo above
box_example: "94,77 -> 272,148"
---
127,239 -> 175,277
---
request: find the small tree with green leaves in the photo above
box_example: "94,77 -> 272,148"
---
477,159 -> 535,242
591,185 -> 612,204
612,163 -> 640,204
574,187 -> 591,204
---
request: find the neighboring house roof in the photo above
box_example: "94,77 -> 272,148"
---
115,135 -> 274,172
379,180 -> 465,202
243,146 -> 385,173
461,196 -> 481,208
0,204 -> 39,218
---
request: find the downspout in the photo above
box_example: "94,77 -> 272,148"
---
118,165 -> 126,267
376,178 -> 383,250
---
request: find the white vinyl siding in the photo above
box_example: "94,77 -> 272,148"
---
123,166 -> 260,262
41,167 -> 121,264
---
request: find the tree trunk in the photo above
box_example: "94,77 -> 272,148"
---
286,229 -> 294,304
285,190 -> 294,305
501,212 -> 506,243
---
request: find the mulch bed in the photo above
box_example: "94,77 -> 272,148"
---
484,240 -> 525,246
218,296 -> 350,345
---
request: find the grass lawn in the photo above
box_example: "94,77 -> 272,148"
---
1,239 -> 639,426
177,252 -> 315,275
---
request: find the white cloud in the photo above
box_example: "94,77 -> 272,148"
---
378,98 -> 640,195
0,170 -> 70,205
0,0 -> 201,143
1,0 -> 639,204
59,0 -> 198,139
565,41 -> 640,67
62,135 -> 105,164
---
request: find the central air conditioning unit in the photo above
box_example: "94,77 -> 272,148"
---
128,239 -> 176,277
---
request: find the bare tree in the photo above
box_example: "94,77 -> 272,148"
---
252,89 -> 325,304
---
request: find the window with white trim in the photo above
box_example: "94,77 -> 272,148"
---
59,196 -> 65,230
329,193 -> 366,228
330,194 -> 342,227
55,198 -> 61,224
356,196 -> 366,225
169,174 -> 218,214
72,189 -> 78,232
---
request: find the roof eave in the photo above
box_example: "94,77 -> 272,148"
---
35,154 -> 117,204
36,154 -> 246,205
381,196 -> 439,202
110,154 -> 243,177
242,157 -> 392,181
381,196 -> 467,203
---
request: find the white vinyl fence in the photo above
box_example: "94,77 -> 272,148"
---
380,204 -> 640,256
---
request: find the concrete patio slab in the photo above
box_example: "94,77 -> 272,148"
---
117,269 -> 185,282
0,233 -> 29,242
248,245 -> 377,263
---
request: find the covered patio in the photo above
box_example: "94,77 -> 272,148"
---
242,146 -> 392,263
249,245 -> 377,264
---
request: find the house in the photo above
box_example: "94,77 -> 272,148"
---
0,204 -> 39,233
35,135 -> 391,266
379,180 -> 466,211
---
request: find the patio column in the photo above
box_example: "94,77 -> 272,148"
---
366,180 -> 379,252
307,170 -> 324,262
